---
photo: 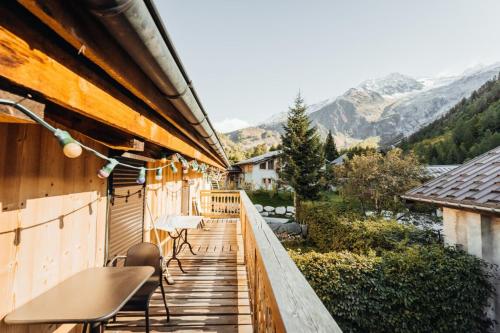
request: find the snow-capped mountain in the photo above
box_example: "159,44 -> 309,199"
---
359,73 -> 424,96
226,63 -> 500,149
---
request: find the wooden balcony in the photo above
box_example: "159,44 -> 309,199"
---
106,218 -> 251,332
106,190 -> 340,332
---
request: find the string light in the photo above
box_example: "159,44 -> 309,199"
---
177,154 -> 189,174
98,159 -> 119,178
160,152 -> 167,164
155,168 -> 163,181
0,98 -> 214,180
170,160 -> 178,173
54,129 -> 82,158
137,167 -> 146,184
190,160 -> 199,171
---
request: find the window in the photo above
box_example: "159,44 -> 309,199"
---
262,178 -> 272,189
267,159 -> 274,169
259,162 -> 266,169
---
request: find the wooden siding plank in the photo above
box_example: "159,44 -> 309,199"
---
0,122 -> 107,333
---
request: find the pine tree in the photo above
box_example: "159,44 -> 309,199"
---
280,93 -> 324,202
324,130 -> 339,162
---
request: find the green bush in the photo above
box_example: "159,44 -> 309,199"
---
301,201 -> 437,253
290,246 -> 495,333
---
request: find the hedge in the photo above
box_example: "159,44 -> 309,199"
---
301,201 -> 438,253
290,246 -> 495,333
291,200 -> 496,332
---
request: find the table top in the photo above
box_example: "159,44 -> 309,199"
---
155,215 -> 202,232
4,266 -> 154,324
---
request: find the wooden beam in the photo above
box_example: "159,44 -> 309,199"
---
0,6 -> 224,169
16,0 -> 226,168
43,103 -> 146,152
94,138 -> 144,152
0,89 -> 45,124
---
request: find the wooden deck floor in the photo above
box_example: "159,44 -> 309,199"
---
105,219 -> 253,333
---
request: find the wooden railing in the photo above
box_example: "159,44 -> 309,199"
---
200,190 -> 342,332
199,190 -> 241,218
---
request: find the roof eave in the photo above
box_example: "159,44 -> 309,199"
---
402,195 -> 500,215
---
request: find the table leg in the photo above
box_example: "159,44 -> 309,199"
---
166,231 -> 186,273
89,322 -> 101,333
178,229 -> 196,256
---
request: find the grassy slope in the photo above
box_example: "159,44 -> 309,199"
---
247,190 -> 294,207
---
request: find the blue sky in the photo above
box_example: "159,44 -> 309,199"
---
155,0 -> 500,132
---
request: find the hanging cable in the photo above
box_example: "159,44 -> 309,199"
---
0,98 -> 210,178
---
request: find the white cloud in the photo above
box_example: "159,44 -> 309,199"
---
214,118 -> 250,133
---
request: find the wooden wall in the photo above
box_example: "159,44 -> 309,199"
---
187,169 -> 211,216
0,122 -> 108,333
144,163 -> 210,255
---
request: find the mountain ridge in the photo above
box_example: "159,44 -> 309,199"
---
224,63 -> 500,154
400,73 -> 500,164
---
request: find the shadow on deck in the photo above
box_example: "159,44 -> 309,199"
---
105,219 -> 252,333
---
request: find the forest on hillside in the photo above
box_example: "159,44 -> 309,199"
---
400,74 -> 500,164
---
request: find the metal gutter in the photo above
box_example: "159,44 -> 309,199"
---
144,0 -> 226,161
84,0 -> 230,167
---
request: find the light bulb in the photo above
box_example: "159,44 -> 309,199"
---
181,158 -> 189,171
54,129 -> 82,158
137,167 -> 146,184
160,152 -> 167,164
98,159 -> 118,178
170,160 -> 178,173
191,160 -> 199,171
155,168 -> 163,181
63,142 -> 83,158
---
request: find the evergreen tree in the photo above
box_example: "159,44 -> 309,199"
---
324,130 -> 339,162
401,74 -> 500,164
280,93 -> 324,202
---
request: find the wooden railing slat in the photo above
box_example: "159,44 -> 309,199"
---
239,191 -> 341,333
197,190 -> 341,332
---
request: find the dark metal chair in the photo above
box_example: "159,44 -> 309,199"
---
107,242 -> 170,333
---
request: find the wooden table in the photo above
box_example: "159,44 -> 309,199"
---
154,215 -> 203,273
4,266 -> 154,333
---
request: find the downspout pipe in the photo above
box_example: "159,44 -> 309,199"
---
84,0 -> 230,167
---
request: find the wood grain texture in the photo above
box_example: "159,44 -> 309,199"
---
16,0 -> 225,168
106,219 -> 253,333
239,191 -> 342,333
0,5 -> 223,168
0,90 -> 45,124
144,161 -> 183,257
0,122 -> 108,333
199,191 -> 241,218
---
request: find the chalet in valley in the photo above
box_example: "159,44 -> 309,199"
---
403,146 -> 500,324
231,150 -> 282,190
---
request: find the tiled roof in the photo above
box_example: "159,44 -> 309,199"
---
403,146 -> 500,214
234,150 -> 281,166
424,165 -> 460,178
